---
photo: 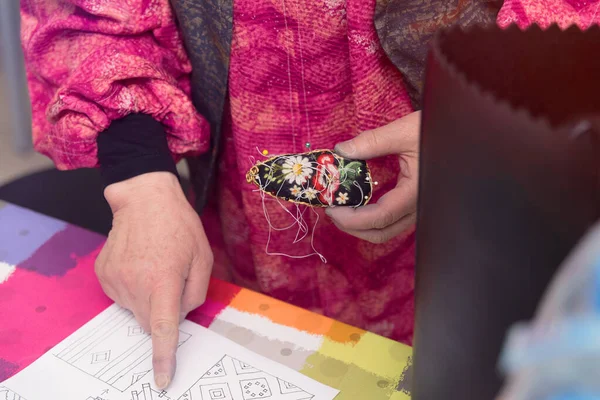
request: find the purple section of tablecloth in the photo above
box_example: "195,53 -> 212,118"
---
17,224 -> 105,277
0,204 -> 67,266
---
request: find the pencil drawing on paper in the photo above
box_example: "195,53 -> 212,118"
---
0,385 -> 27,400
130,383 -> 171,400
178,355 -> 315,400
54,307 -> 191,392
85,388 -> 112,400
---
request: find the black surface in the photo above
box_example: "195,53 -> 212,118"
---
0,168 -> 190,236
0,168 -> 113,235
413,25 -> 600,399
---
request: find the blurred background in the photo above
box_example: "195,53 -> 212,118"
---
0,1 -> 53,186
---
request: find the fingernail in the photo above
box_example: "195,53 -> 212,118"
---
155,374 -> 170,389
335,140 -> 356,157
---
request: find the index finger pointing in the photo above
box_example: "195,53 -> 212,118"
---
150,279 -> 184,390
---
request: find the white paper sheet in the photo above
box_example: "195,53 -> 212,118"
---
1,304 -> 339,400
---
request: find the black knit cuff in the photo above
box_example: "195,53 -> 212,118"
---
97,114 -> 179,187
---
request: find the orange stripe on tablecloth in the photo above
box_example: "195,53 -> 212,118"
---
228,287 -> 365,343
325,321 -> 366,344
229,288 -> 333,334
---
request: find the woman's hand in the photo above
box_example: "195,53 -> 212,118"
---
327,111 -> 420,243
95,172 -> 213,390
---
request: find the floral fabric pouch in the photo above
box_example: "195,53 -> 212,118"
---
246,150 -> 373,207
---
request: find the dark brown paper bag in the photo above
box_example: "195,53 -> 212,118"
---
412,24 -> 600,400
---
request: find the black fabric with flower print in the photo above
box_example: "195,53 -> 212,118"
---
246,150 -> 373,207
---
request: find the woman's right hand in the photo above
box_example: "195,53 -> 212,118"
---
95,172 -> 213,390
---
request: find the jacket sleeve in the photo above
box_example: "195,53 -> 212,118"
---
498,0 -> 600,28
20,0 -> 210,171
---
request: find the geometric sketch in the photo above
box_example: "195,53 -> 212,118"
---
128,326 -> 145,337
0,386 -> 27,400
130,383 -> 171,400
277,380 -> 303,395
240,378 -> 271,399
178,355 -> 314,400
197,383 -> 232,400
55,307 -> 191,392
85,388 -> 110,400
233,360 -> 259,375
91,350 -> 112,364
202,360 -> 227,379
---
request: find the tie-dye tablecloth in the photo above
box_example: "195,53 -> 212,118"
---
0,200 -> 412,399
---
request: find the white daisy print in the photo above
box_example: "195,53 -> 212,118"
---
290,185 -> 302,198
336,192 -> 349,205
304,188 -> 318,200
282,156 -> 313,185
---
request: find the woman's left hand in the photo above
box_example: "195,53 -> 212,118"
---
326,111 -> 421,243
